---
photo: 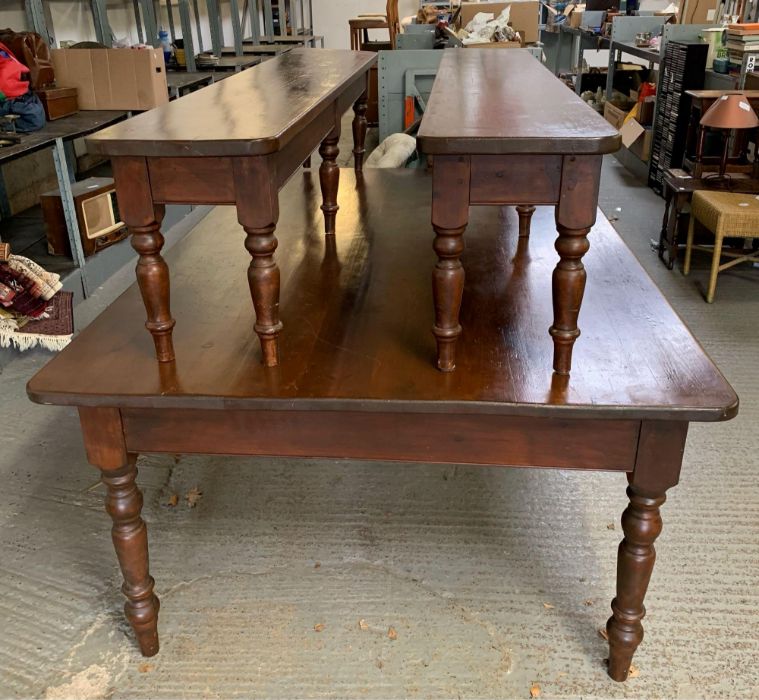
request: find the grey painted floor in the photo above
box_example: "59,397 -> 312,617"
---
1,151 -> 758,700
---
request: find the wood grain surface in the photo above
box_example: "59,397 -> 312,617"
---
417,49 -> 621,156
27,169 -> 737,421
85,49 -> 376,158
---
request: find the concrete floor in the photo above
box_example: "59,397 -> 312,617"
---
1,144 -> 758,699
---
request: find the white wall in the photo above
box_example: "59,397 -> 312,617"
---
2,1 -> 419,51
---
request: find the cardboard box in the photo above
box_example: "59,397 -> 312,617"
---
603,101 -> 630,130
620,118 -> 652,162
51,48 -> 168,111
458,2 -> 541,44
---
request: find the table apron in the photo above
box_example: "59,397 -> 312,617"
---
145,72 -> 368,206
469,154 -> 563,205
121,407 -> 639,471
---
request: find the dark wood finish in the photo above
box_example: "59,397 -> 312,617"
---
418,50 -> 619,374
516,205 -> 535,238
352,90 -> 368,171
123,408 -> 639,470
319,124 -> 341,234
79,407 -> 160,657
86,49 -> 376,366
35,86 -> 78,120
112,158 -> 175,363
607,421 -> 687,680
28,170 -> 736,678
86,51 -> 375,158
417,50 -> 620,156
658,168 -> 759,269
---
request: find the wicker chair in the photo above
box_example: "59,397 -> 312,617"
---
683,190 -> 759,302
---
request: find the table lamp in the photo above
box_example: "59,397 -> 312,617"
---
700,92 -> 759,180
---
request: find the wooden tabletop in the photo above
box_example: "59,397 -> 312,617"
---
204,55 -> 261,70
28,169 -> 737,422
85,49 -> 376,158
220,44 -> 293,55
417,49 -> 621,156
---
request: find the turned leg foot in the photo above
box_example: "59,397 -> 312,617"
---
432,222 -> 467,372
101,456 -> 160,656
352,92 -> 368,173
549,223 -> 590,375
130,206 -> 176,363
516,205 -> 536,238
606,485 -> 666,681
243,222 -> 283,367
319,126 -> 341,234
431,156 -> 471,372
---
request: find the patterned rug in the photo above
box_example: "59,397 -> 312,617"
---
0,291 -> 73,352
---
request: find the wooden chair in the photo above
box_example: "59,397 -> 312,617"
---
350,0 -> 399,50
683,190 -> 759,302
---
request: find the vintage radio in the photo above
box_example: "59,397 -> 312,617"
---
41,177 -> 129,257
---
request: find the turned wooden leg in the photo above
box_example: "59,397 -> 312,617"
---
550,221 -> 590,375
516,205 -> 536,238
130,206 -> 175,363
431,156 -> 471,372
606,421 -> 686,682
112,157 -> 175,363
319,125 -> 341,235
234,157 -> 283,367
101,456 -> 160,657
606,484 -> 665,681
352,91 -> 368,173
551,155 -> 601,375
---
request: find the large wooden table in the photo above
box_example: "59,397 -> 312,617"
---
417,49 -> 621,374
28,169 -> 737,683
86,48 -> 375,368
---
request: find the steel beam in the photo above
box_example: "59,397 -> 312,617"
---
206,0 -> 224,56
230,0 -> 244,55
139,0 -> 160,46
177,0 -> 197,71
52,138 -> 89,297
192,0 -> 204,51
25,0 -> 54,46
90,0 -> 113,46
166,0 -> 177,42
263,0 -> 274,38
133,0 -> 145,43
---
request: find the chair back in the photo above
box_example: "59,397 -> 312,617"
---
387,0 -> 400,48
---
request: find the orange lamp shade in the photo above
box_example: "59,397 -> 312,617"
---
700,93 -> 759,129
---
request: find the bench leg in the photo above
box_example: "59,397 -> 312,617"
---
113,157 -> 175,363
431,155 -> 470,372
352,91 -> 368,173
234,158 -> 283,367
550,155 -> 600,376
516,205 -> 535,238
319,124 -> 341,234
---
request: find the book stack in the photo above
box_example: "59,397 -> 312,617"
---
726,23 -> 759,67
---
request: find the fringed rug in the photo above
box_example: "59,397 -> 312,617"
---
0,291 -> 74,352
